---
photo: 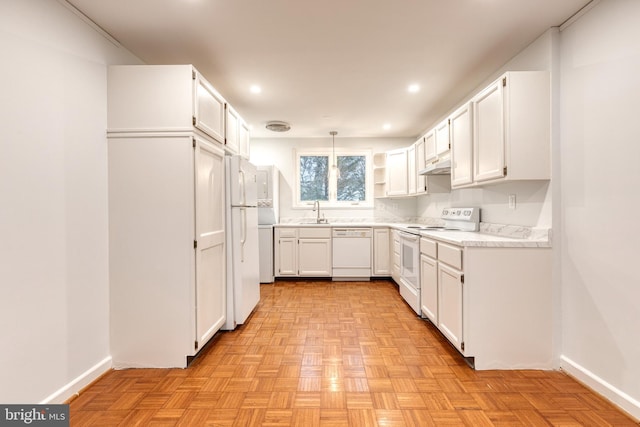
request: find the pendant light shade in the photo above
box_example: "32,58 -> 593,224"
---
330,131 -> 340,180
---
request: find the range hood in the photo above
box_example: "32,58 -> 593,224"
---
418,157 -> 451,175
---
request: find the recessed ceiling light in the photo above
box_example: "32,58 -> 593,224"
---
250,85 -> 262,94
383,123 -> 391,130
408,84 -> 420,93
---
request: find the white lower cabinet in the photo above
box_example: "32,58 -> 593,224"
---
419,237 -> 438,323
373,227 -> 390,276
418,235 -> 552,370
275,231 -> 298,276
298,234 -> 333,277
391,230 -> 401,283
437,262 -> 464,352
275,227 -> 331,277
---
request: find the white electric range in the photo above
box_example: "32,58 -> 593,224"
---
397,208 -> 480,315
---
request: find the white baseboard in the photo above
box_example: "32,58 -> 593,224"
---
560,355 -> 640,421
40,356 -> 112,404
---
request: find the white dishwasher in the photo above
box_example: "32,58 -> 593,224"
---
332,228 -> 372,280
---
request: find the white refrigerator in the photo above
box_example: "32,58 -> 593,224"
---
224,155 -> 260,330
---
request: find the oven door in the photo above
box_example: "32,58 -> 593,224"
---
399,231 -> 421,315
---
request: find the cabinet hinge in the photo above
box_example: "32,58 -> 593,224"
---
461,274 -> 465,284
194,240 -> 198,249
461,341 -> 465,351
448,143 -> 451,149
502,77 -> 507,87
192,70 -> 196,80
192,116 -> 196,126
195,340 -> 199,350
448,118 -> 451,125
503,166 -> 507,176
192,137 -> 196,148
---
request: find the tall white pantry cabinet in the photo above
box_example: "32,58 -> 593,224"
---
108,65 -> 226,368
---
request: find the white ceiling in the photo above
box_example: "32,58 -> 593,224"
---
67,0 -> 590,139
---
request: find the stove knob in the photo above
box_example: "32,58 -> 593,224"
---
456,210 -> 461,215
464,210 -> 470,216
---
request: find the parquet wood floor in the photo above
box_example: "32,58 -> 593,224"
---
69,280 -> 638,426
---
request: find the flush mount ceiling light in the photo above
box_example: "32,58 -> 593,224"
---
265,121 -> 291,132
408,84 -> 420,93
250,85 -> 262,94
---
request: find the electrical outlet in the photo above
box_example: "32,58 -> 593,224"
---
508,194 -> 516,210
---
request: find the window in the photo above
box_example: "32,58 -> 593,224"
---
295,149 -> 372,208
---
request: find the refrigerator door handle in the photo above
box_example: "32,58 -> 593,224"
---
240,207 -> 247,262
239,169 -> 246,206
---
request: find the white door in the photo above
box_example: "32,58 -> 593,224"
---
228,156 -> 258,206
424,130 -> 437,162
450,102 -> 474,187
239,120 -> 251,159
438,263 -> 464,352
234,206 -> 260,325
194,137 -> 226,350
276,237 -> 298,276
298,239 -> 332,276
435,119 -> 450,156
194,71 -> 225,143
420,254 -> 438,323
373,228 -> 390,276
386,148 -> 408,196
473,79 -> 505,183
415,138 -> 426,194
225,104 -> 240,154
407,144 -> 417,195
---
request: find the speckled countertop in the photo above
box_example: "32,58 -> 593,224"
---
274,221 -> 551,248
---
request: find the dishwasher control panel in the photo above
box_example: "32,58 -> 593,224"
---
332,228 -> 372,238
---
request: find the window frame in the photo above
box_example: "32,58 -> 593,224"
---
294,147 -> 373,209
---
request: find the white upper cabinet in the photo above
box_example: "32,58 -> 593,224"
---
424,130 -> 436,162
407,144 -> 417,195
194,71 -> 226,143
107,65 -> 226,144
239,120 -> 251,159
425,120 -> 450,163
471,71 -> 550,185
415,137 -> 426,194
473,79 -> 505,182
225,103 -> 240,154
224,103 -> 251,159
434,119 -> 451,157
450,102 -> 474,188
386,148 -> 408,196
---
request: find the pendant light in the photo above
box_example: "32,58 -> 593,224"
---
330,131 -> 340,179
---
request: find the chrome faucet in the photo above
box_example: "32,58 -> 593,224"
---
313,200 -> 327,223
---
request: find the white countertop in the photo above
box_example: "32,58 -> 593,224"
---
273,222 -> 551,248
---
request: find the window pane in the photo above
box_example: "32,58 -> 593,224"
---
299,156 -> 329,201
337,155 -> 366,201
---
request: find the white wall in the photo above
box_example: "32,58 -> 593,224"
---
250,137 -> 416,222
0,0 -> 141,403
558,0 -> 640,419
416,28 -> 559,228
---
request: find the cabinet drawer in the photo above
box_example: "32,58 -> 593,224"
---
438,243 -> 462,270
277,228 -> 297,238
299,227 -> 331,238
420,237 -> 437,258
